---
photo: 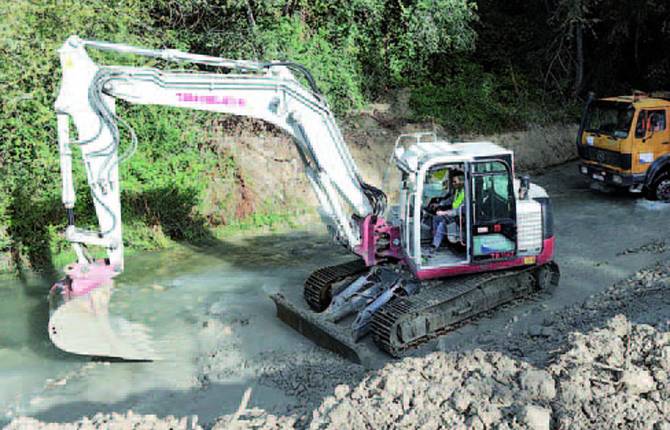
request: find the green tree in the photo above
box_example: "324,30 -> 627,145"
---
387,0 -> 478,83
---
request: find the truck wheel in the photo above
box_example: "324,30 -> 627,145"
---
653,172 -> 670,201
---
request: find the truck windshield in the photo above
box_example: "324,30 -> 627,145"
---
585,101 -> 634,139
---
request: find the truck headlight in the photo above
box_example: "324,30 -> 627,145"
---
612,175 -> 622,184
580,166 -> 588,174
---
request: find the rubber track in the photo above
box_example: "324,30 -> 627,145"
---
304,259 -> 368,312
371,264 -> 559,356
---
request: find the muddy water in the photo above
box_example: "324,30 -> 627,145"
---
0,227 -> 351,426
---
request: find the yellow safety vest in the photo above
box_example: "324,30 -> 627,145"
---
452,189 -> 464,210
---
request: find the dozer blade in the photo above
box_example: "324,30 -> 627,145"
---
48,263 -> 160,361
271,293 -> 379,366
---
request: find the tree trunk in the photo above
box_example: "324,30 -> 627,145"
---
574,19 -> 584,94
245,0 -> 256,33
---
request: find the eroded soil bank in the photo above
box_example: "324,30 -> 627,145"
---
214,120 -> 578,220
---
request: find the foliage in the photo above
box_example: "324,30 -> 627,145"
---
5,0 -> 660,273
409,61 -> 579,133
256,16 -> 366,112
387,0 -> 478,83
476,0 -> 670,97
147,0 -> 479,107
0,0 -> 216,274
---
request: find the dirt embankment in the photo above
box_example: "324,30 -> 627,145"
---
203,117 -> 578,223
9,261 -> 669,430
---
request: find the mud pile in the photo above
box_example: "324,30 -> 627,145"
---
309,313 -> 669,430
310,350 -> 554,430
550,315 -> 670,429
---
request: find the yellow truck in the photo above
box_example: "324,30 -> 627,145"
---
577,92 -> 670,201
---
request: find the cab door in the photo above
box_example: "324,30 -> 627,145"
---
399,173 -> 418,263
470,160 -> 517,261
633,109 -> 669,172
403,191 -> 417,261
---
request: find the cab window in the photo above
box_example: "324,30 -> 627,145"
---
472,161 -> 513,223
635,110 -> 666,138
585,101 -> 634,139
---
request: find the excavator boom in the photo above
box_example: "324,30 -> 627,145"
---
50,36 -> 386,360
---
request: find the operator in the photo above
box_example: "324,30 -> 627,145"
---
430,172 -> 465,252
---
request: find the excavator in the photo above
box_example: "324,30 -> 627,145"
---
49,36 -> 559,363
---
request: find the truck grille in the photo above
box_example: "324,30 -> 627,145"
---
578,146 -> 632,169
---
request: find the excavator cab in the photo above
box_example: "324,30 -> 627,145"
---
394,136 -> 521,278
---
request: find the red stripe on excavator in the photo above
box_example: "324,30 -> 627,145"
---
414,237 -> 555,281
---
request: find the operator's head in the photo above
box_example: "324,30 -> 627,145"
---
451,171 -> 464,190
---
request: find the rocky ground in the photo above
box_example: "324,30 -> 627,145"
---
8,260 -> 669,430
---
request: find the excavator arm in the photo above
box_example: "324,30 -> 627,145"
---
54,36 -> 386,274
48,36 -> 389,360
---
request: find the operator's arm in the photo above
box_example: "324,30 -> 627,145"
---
430,192 -> 453,213
436,189 -> 464,217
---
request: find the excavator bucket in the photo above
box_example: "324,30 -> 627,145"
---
48,262 -> 160,361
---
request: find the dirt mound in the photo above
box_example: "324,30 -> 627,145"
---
551,315 -> 670,429
307,313 -> 669,430
310,350 -> 551,430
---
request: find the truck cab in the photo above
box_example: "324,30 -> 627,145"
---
577,93 -> 670,200
393,135 -> 554,281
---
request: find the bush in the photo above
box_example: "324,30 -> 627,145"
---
409,61 -> 579,134
0,1 -> 214,273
